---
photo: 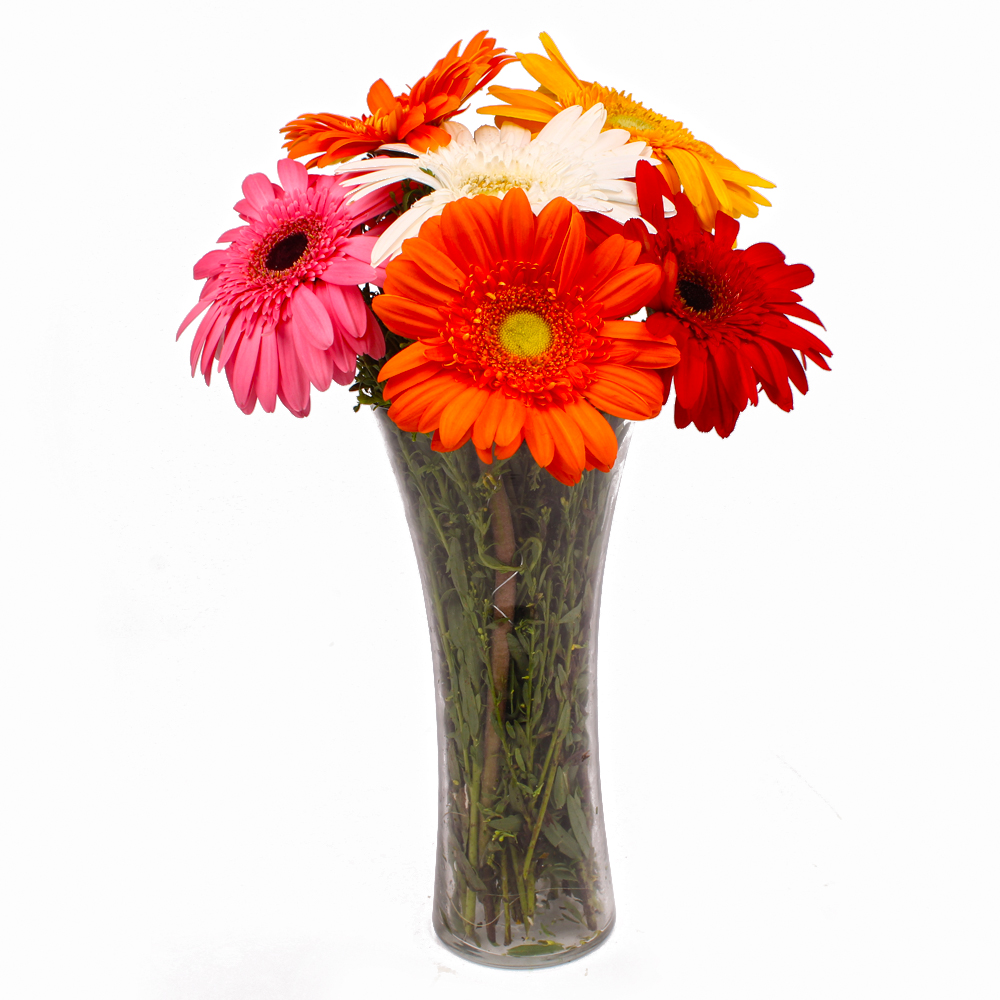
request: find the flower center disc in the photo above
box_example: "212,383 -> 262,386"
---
464,172 -> 531,198
497,310 -> 553,359
605,111 -> 655,132
676,278 -> 714,313
266,231 -> 309,271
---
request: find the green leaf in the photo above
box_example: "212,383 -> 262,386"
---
521,536 -> 544,571
489,814 -> 523,833
506,630 -> 525,654
557,601 -> 583,624
459,669 -> 478,736
474,538 -> 521,573
566,793 -> 592,852
542,820 -> 584,861
507,781 -> 527,813
446,537 -> 469,596
556,700 -> 571,735
506,943 -> 565,957
453,847 -> 487,893
553,766 -> 568,810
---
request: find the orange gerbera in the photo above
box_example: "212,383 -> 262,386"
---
478,33 -> 775,231
281,32 -> 515,168
373,190 -> 679,485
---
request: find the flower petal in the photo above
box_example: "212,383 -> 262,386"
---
276,158 -> 308,194
241,173 -> 276,212
522,408 -> 555,467
292,283 -> 335,349
438,384 -> 492,449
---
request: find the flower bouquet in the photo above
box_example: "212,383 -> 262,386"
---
177,30 -> 830,968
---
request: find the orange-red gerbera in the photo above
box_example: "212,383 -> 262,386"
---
373,190 -> 679,484
479,33 -> 774,231
281,32 -> 515,168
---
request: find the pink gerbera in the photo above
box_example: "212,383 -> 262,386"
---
178,159 -> 396,416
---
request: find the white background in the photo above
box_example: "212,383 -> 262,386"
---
2,1 -> 997,997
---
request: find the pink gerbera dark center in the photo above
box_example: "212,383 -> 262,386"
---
246,216 -> 328,285
265,231 -> 310,271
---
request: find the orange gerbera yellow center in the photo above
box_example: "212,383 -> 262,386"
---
444,262 -> 604,403
497,310 -> 552,358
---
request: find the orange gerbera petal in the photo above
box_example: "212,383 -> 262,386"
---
441,195 -> 501,271
439,384 -> 492,449
378,340 -> 430,381
389,373 -> 466,431
499,187 -> 536,261
383,259 -> 459,303
382,360 -> 439,399
282,33 -> 515,167
591,263 -> 663,318
372,294 -> 447,340
533,198 -> 575,272
579,235 -> 631,297
495,398 -> 527,448
552,212 -> 587,295
405,124 -> 453,153
523,408 -> 556,468
374,190 -> 677,481
494,434 -> 523,460
545,406 -> 586,476
566,400 -> 619,472
585,366 -> 664,420
472,391 -> 508,452
482,86 -> 563,115
397,237 -> 467,293
606,337 -> 682,369
431,426 -> 474,452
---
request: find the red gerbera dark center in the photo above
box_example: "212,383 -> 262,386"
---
443,262 -> 607,403
675,277 -> 714,313
670,242 -> 766,332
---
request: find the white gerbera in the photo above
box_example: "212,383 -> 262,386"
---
334,104 -> 665,266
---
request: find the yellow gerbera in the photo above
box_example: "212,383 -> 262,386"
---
478,33 -> 775,231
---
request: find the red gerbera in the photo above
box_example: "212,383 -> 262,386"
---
609,160 -> 831,438
281,32 -> 514,167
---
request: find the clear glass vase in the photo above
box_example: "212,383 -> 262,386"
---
376,408 -> 629,969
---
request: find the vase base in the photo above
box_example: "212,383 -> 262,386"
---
433,909 -> 615,969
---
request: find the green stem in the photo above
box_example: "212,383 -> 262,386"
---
501,850 -> 512,945
521,725 -> 567,885
576,858 -> 598,932
532,719 -> 561,804
509,840 -> 531,931
481,470 -> 516,808
462,758 -> 483,927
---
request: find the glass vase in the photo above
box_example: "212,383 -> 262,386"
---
376,409 -> 629,969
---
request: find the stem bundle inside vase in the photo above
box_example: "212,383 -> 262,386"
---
378,412 -> 628,966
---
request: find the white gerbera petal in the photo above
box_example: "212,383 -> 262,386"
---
371,194 -> 452,264
332,104 -> 664,267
